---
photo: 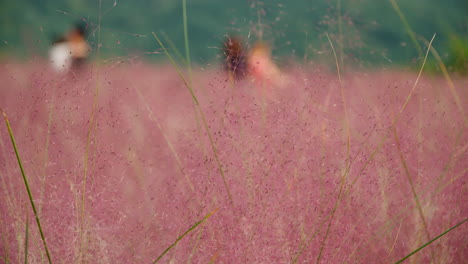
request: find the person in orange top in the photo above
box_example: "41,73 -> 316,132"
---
49,23 -> 90,73
247,42 -> 287,99
66,24 -> 90,70
221,37 -> 287,99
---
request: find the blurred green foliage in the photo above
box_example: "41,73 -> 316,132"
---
425,34 -> 468,74
0,0 -> 467,69
447,35 -> 468,73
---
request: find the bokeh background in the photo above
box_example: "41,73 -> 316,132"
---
1,0 -> 467,69
1,1 -> 467,263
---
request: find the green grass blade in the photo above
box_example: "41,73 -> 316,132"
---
393,218 -> 467,264
160,30 -> 187,66
2,110 -> 52,264
389,0 -> 423,58
182,0 -> 192,74
152,32 -> 234,204
152,32 -> 198,104
337,0 -> 344,69
152,208 -> 218,263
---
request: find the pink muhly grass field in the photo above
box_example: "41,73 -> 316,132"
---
0,60 -> 467,263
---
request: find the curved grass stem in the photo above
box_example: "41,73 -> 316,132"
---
152,208 -> 218,263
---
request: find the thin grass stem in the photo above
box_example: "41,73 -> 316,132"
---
152,208 -> 218,263
294,33 -> 436,263
393,218 -> 467,264
152,32 -> 234,204
160,31 -> 187,66
79,2 -> 103,261
347,33 -> 436,194
421,37 -> 465,117
2,110 -> 52,264
337,0 -> 344,69
392,124 -> 434,261
182,0 -> 192,77
389,0 -> 423,58
187,225 -> 204,264
135,87 -> 195,191
387,219 -> 403,258
316,33 -> 352,264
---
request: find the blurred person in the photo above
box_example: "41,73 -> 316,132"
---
49,23 -> 90,73
247,42 -> 286,97
49,35 -> 72,73
223,36 -> 247,82
67,23 -> 89,70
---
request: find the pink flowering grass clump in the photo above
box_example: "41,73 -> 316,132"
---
0,60 -> 466,263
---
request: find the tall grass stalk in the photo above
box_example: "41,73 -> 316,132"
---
182,0 -> 193,84
389,0 -> 423,58
317,33 -> 436,262
316,33 -> 351,264
326,33 -> 350,162
337,0 -> 344,70
432,126 -> 466,191
334,39 -> 436,260
79,2 -> 103,261
342,34 -> 454,262
181,0 -> 209,150
182,0 -> 191,68
389,0 -> 462,117
152,208 -> 218,263
392,124 -> 434,261
160,31 -> 187,66
351,165 -> 467,259
38,98 -> 55,215
347,33 -> 435,193
2,110 -> 52,264
421,38 -> 465,116
187,225 -> 205,264
331,205 -> 379,260
291,212 -> 333,263
152,32 -> 234,204
135,87 -> 195,191
394,218 -> 467,264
